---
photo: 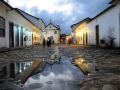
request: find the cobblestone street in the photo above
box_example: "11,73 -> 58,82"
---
59,44 -> 120,90
1,44 -> 120,90
0,45 -> 56,63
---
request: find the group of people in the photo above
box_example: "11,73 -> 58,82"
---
43,37 -> 51,47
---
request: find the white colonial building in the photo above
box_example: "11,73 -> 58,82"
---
44,21 -> 61,44
71,17 -> 91,45
71,0 -> 120,47
16,8 -> 46,45
87,3 -> 119,47
0,0 -> 45,48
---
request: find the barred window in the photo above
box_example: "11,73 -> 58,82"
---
0,17 -> 5,37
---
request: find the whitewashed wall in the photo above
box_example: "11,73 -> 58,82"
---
71,24 -> 79,31
45,24 -> 59,44
0,4 -> 9,48
72,22 -> 88,45
88,4 -> 120,47
0,4 -> 34,48
39,19 -> 46,44
44,30 -> 59,44
7,10 -> 33,47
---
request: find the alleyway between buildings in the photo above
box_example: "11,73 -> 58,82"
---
0,44 -> 120,90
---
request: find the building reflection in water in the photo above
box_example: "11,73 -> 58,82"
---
44,47 -> 61,65
0,61 -> 33,79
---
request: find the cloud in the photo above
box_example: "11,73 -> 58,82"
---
8,0 -> 111,34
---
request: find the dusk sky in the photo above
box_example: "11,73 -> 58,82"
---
8,0 -> 111,34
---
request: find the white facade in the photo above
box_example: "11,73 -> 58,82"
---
16,8 -> 46,45
0,3 -> 33,48
0,1 -> 45,48
88,4 -> 120,47
44,22 -> 60,44
71,20 -> 89,45
39,19 -> 46,44
71,2 -> 120,47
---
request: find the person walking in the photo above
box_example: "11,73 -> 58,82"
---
49,38 -> 51,47
47,37 -> 50,47
43,38 -> 46,47
68,38 -> 71,46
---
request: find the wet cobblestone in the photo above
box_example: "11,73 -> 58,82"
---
59,44 -> 120,90
0,45 -> 55,63
1,44 -> 120,90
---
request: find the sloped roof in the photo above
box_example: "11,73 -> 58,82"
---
109,0 -> 115,4
0,0 -> 44,30
109,0 -> 120,4
0,0 -> 13,10
16,8 -> 42,29
45,22 -> 61,30
71,17 -> 91,28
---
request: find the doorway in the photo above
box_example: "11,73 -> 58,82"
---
95,25 -> 99,45
20,27 -> 23,46
83,30 -> 88,45
15,26 -> 19,47
9,23 -> 14,47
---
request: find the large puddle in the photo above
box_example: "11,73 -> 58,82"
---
24,56 -> 87,90
0,47 -> 93,90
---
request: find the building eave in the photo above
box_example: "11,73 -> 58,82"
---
109,1 -> 114,4
71,17 -> 91,28
109,0 -> 120,5
45,22 -> 60,30
1,0 -> 13,10
16,8 -> 39,20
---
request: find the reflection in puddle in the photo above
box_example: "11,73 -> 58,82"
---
0,47 -> 90,90
24,56 -> 87,90
0,61 -> 33,78
73,58 -> 96,74
0,61 -> 33,90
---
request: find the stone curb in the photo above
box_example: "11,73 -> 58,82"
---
0,45 -> 35,53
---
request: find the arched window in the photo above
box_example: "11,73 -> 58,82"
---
0,16 -> 5,37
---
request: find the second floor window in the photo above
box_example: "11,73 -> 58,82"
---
0,16 -> 5,37
54,31 -> 57,34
